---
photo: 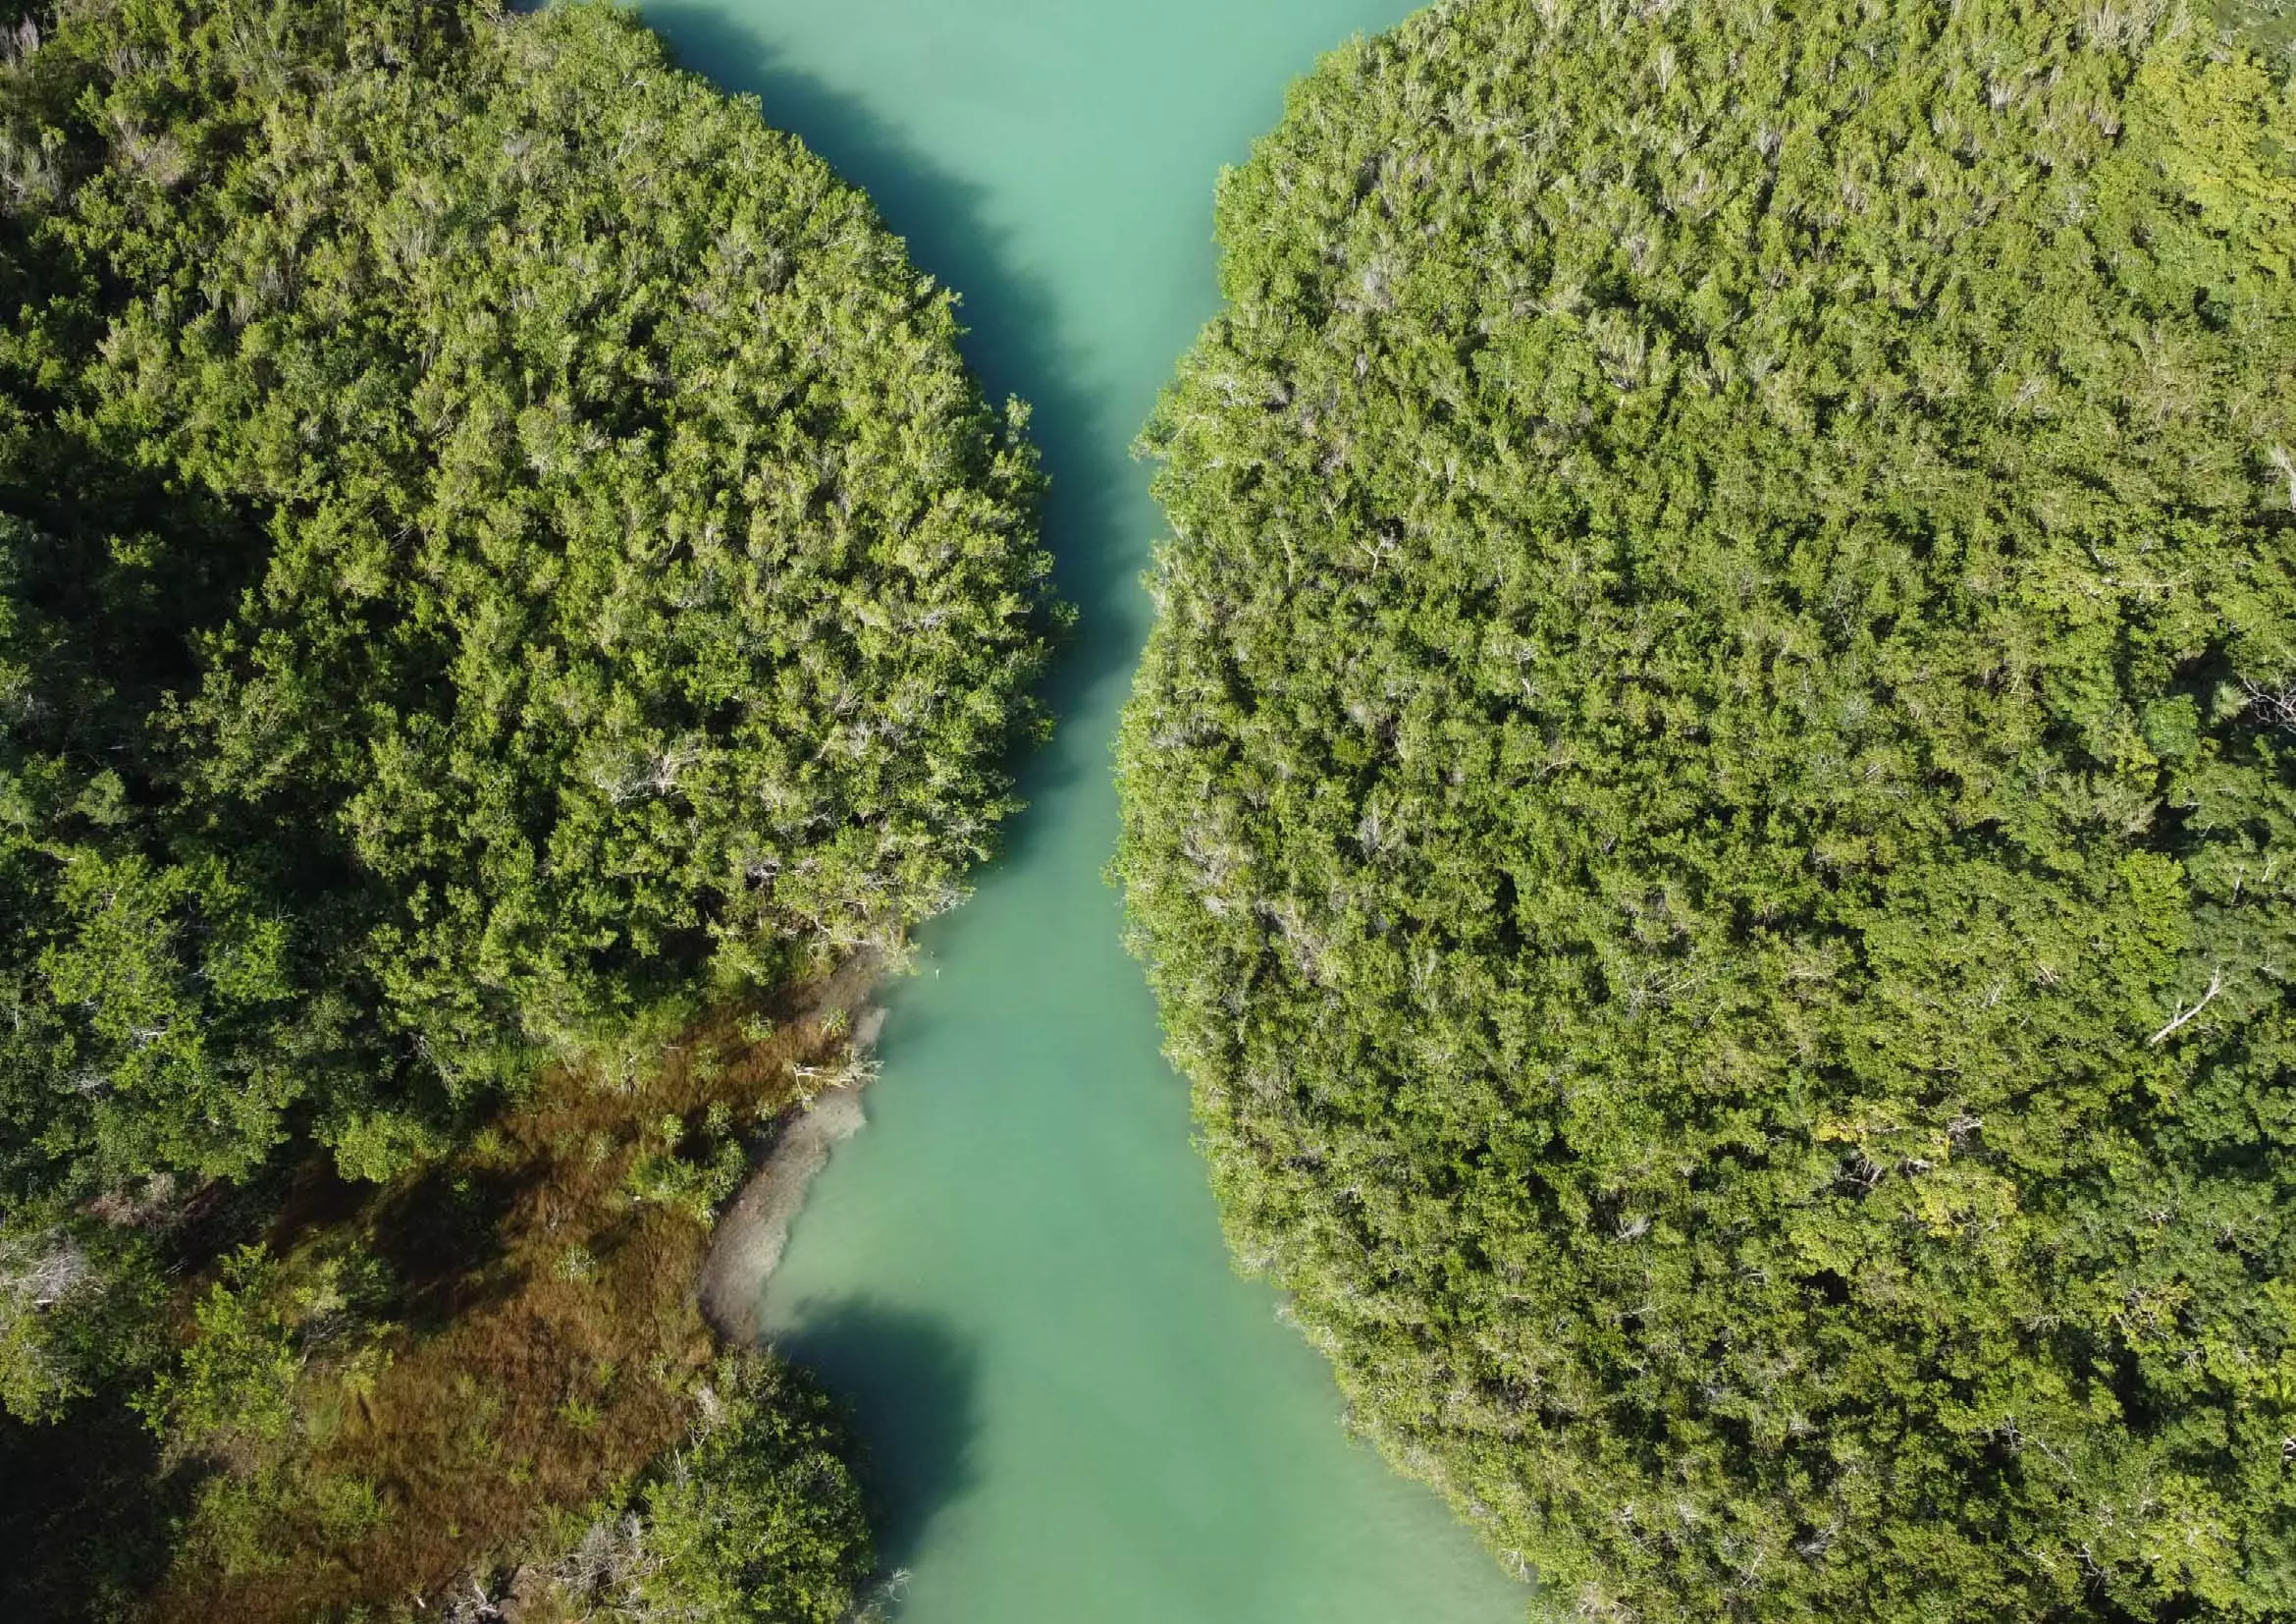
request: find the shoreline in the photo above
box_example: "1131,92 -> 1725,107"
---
698,962 -> 886,1344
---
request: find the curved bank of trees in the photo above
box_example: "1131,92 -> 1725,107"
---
1,0 -> 1050,1205
1118,0 -> 2296,1616
0,0 -> 1051,1613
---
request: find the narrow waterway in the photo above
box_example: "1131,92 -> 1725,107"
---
644,4 -> 1526,1619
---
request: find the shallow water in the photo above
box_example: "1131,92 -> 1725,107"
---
641,4 -> 1526,1619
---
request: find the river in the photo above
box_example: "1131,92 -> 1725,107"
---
640,3 -> 1527,1619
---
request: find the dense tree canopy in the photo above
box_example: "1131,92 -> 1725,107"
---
556,1353 -> 875,1624
1117,1 -> 2296,1616
0,0 -> 1052,1200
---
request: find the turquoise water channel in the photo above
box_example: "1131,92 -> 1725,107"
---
644,4 -> 1525,1619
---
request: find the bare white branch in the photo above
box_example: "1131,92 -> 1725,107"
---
2149,969 -> 2224,1046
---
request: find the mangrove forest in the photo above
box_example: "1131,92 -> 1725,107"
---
0,0 -> 1052,1615
1118,0 -> 2296,1617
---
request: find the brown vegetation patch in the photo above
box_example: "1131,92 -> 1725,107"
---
144,983 -> 865,1623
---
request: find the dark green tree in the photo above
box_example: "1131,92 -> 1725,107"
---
0,0 -> 1053,1198
558,1353 -> 875,1624
1118,1 -> 2296,1616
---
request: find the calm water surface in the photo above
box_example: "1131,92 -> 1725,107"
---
643,3 -> 1525,1618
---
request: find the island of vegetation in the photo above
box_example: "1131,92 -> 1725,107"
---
0,0 -> 1053,1617
1118,0 -> 2296,1617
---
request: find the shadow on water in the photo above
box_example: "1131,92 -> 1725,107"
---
645,5 -> 1152,850
771,1299 -> 984,1573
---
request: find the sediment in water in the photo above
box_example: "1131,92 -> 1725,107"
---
699,961 -> 886,1342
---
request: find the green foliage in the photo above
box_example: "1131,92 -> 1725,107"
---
36,852 -> 300,1184
0,1 -> 1033,1610
0,506 -> 308,1197
0,1208 -> 165,1423
625,1111 -> 748,1223
553,1352 -> 873,1624
179,1459 -> 388,1581
0,0 -> 1052,1204
139,1245 -> 307,1456
1117,1 -> 2296,1616
130,1237 -> 400,1588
